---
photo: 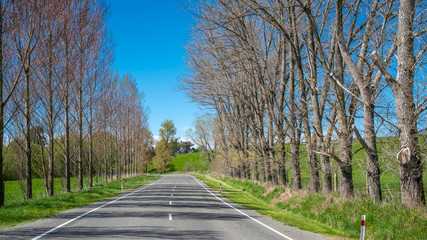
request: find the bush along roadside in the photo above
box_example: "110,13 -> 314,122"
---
194,173 -> 427,240
0,175 -> 160,229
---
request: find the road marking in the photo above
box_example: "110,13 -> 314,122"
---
169,201 -> 172,205
31,177 -> 165,240
173,189 -> 175,191
171,194 -> 173,197
192,176 -> 294,240
174,177 -> 179,188
169,214 -> 173,220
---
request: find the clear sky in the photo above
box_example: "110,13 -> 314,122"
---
108,0 -> 199,140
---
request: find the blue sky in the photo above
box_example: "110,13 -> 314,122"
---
109,0 -> 199,139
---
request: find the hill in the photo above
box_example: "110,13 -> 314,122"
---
168,152 -> 210,172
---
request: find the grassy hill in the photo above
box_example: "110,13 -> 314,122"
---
168,151 -> 210,172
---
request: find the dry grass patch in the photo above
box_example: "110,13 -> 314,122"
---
271,187 -> 309,206
262,186 -> 276,197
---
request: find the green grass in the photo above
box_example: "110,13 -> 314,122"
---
168,152 -> 210,172
0,175 -> 160,229
5,177 -> 105,203
194,173 -> 427,240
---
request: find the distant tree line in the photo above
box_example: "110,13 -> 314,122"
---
181,0 -> 426,206
0,0 -> 151,206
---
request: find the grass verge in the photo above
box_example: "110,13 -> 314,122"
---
0,175 -> 160,229
194,173 -> 427,240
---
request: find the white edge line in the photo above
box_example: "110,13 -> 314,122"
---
31,176 -> 165,240
192,176 -> 294,240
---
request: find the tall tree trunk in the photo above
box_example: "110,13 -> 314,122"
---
335,0 -> 383,203
370,0 -> 425,206
307,14 -> 325,193
277,38 -> 287,187
64,43 -> 71,193
394,0 -> 425,206
65,94 -> 70,192
104,129 -> 108,182
267,109 -> 276,185
25,61 -> 32,200
88,102 -> 93,187
308,139 -> 320,192
78,76 -> 83,190
88,123 -> 93,187
251,160 -> 259,181
334,0 -> 354,199
319,153 -> 332,193
277,120 -> 287,186
0,6 -> 4,205
48,48 -> 54,197
301,77 -> 320,192
290,131 -> 302,190
362,102 -> 382,202
289,45 -> 301,189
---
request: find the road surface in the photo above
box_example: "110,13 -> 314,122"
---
0,174 -> 327,240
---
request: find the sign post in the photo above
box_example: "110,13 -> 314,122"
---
360,215 -> 366,240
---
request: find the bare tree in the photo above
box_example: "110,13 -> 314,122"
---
187,115 -> 216,162
373,0 -> 426,206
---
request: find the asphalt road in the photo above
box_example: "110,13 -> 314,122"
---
0,174 -> 327,240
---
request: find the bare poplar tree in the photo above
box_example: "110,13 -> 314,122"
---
373,0 -> 426,206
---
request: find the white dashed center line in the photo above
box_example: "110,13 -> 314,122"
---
169,214 -> 172,220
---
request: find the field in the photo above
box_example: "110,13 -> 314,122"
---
5,177 -> 102,204
168,151 -> 210,172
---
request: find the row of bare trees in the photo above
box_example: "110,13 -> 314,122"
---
0,0 -> 150,207
181,0 -> 426,206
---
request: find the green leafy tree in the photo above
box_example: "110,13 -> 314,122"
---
159,120 -> 176,144
159,120 -> 179,156
178,141 -> 194,154
153,140 -> 171,173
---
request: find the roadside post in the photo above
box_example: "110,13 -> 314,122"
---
360,215 -> 366,240
219,182 -> 222,193
121,180 -> 123,192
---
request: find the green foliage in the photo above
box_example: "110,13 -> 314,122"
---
153,139 -> 171,172
159,120 -> 176,143
196,174 -> 427,240
0,175 -> 160,229
177,141 -> 194,154
158,119 -> 180,156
